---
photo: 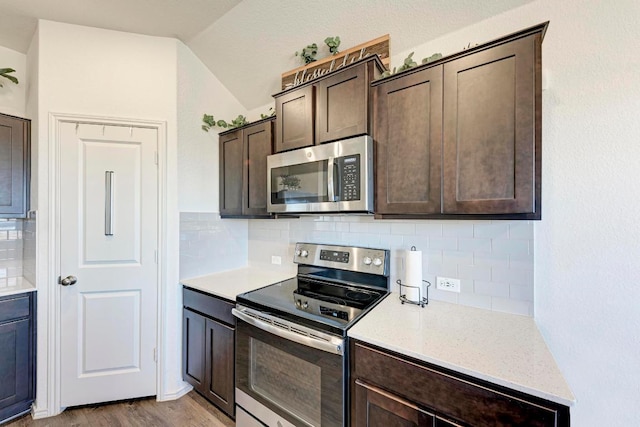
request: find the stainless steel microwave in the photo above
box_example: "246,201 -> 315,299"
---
267,136 -> 373,214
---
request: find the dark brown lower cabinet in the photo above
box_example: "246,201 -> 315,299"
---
355,379 -> 435,427
0,292 -> 36,424
350,340 -> 569,427
182,287 -> 235,418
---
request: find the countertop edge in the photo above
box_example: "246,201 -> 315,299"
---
0,277 -> 36,298
347,296 -> 576,407
347,331 -> 575,407
180,266 -> 297,302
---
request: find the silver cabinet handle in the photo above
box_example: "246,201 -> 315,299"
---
105,171 -> 114,236
59,275 -> 78,286
232,306 -> 344,355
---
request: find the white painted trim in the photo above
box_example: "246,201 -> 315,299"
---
46,112 -> 168,415
157,384 -> 193,402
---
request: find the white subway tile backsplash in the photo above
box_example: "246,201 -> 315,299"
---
442,251 -> 473,266
458,292 -> 492,310
492,239 -> 529,256
348,222 -> 370,233
179,216 -> 542,316
474,280 -> 510,298
491,297 -> 532,316
429,237 -> 458,251
509,222 -> 534,239
0,219 -> 25,280
492,267 -> 533,286
474,223 -> 509,239
510,284 -> 534,302
458,237 -> 492,253
179,212 -> 248,279
510,252 -> 534,270
442,223 -> 474,238
390,223 -> 416,235
415,223 -> 443,236
474,252 -> 510,268
458,264 -> 492,281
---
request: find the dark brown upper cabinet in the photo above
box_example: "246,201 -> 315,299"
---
374,65 -> 443,215
274,56 -> 384,153
0,113 -> 30,219
373,22 -> 546,220
219,118 -> 273,218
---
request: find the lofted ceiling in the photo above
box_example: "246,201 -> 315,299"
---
0,0 -> 534,110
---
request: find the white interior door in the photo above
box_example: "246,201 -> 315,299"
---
59,122 -> 158,407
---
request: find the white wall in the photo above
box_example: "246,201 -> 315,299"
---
0,45 -> 26,117
383,0 -> 639,424
176,42 -> 245,212
32,20 -> 184,416
176,43 -> 250,280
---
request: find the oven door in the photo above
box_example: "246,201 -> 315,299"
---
233,306 -> 345,427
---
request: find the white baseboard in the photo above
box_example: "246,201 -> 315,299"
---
31,404 -> 62,420
156,382 -> 193,402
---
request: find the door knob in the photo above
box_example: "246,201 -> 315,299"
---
59,275 -> 78,286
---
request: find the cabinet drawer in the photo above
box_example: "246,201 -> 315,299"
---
353,342 -> 565,427
183,287 -> 235,326
0,295 -> 30,323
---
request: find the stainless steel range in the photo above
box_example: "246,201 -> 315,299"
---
233,243 -> 390,427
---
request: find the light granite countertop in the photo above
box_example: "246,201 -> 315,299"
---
348,294 -> 575,406
180,264 -> 297,302
0,277 -> 36,298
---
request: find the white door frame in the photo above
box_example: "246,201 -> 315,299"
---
47,112 -> 167,415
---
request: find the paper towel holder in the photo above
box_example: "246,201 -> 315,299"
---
397,279 -> 431,308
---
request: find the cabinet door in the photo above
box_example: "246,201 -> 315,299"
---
435,416 -> 463,427
374,66 -> 443,215
204,318 -> 235,418
243,121 -> 272,216
0,319 -> 31,419
354,380 -> 434,427
219,130 -> 243,216
182,308 -> 206,394
0,114 -> 29,218
316,62 -> 368,144
275,85 -> 315,152
443,34 -> 539,215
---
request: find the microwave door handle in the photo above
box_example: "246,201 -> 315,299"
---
327,157 -> 336,201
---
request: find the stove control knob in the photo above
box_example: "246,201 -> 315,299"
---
302,301 -> 308,309
301,250 -> 309,258
295,299 -> 302,308
295,249 -> 301,256
363,257 -> 372,265
373,258 -> 383,267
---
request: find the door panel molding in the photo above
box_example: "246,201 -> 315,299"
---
45,113 -> 167,416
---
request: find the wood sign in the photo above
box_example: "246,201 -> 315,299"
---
281,34 -> 390,90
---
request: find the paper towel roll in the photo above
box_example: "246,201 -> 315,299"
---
404,249 -> 423,302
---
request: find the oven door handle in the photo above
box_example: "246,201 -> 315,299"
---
232,307 -> 344,356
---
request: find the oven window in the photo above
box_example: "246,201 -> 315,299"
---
250,338 -> 321,426
236,320 -> 344,426
270,161 -> 328,205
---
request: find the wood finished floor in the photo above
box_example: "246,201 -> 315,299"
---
4,392 -> 235,427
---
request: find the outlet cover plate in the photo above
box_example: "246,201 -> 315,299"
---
436,276 -> 461,293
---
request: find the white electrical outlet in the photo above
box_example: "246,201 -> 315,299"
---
271,255 -> 282,265
436,276 -> 461,293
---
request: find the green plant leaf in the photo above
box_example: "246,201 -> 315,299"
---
422,53 -> 443,64
0,68 -> 19,85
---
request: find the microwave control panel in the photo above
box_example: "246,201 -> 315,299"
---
337,154 -> 361,201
